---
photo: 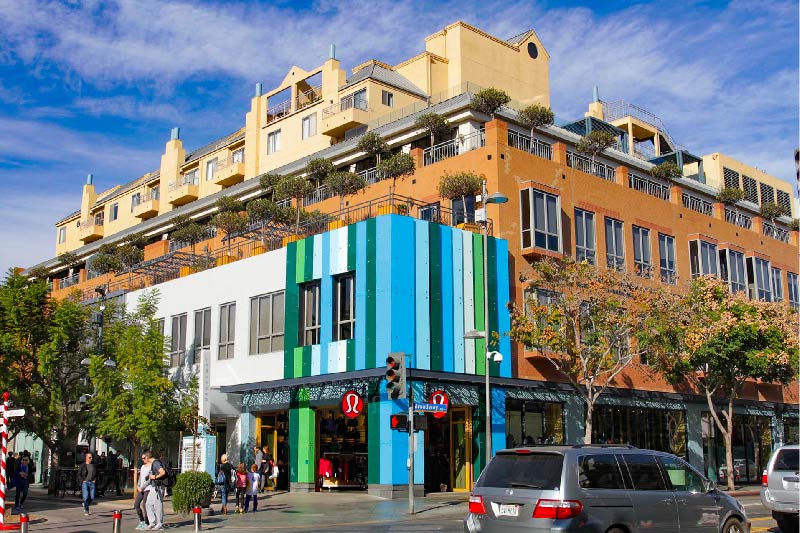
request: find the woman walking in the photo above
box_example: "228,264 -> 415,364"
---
13,457 -> 29,512
233,463 -> 247,513
217,455 -> 233,515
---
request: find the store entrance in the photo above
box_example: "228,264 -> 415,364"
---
256,412 -> 289,491
424,407 -> 472,493
316,408 -> 368,490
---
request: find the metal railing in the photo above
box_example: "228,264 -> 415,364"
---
169,173 -> 199,191
217,149 -> 244,170
296,85 -> 322,110
681,193 -> 713,216
141,188 -> 160,202
359,167 -> 385,185
322,95 -> 368,119
566,151 -> 616,182
276,198 -> 291,208
507,131 -> 552,160
628,174 -> 670,201
724,208 -> 752,230
423,130 -> 485,166
79,217 -> 104,228
632,142 -> 656,161
602,99 -> 679,151
59,272 -> 80,288
266,100 -> 292,124
763,221 -> 790,243
303,184 -> 335,206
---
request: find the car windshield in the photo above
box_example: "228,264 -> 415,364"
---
476,453 -> 563,490
773,449 -> 799,471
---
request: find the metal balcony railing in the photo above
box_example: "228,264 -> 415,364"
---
628,174 -> 670,201
423,130 -> 485,166
763,221 -> 790,243
303,184 -> 335,206
79,217 -> 104,228
266,100 -> 292,124
60,272 -> 80,288
217,149 -> 244,170
296,85 -> 322,110
633,142 -> 657,161
566,151 -> 616,182
682,193 -> 713,216
507,131 -> 552,160
724,208 -> 752,230
322,95 -> 368,119
358,167 -> 385,185
141,189 -> 160,202
169,172 -> 199,191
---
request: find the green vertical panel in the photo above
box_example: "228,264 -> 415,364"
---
367,399 -> 381,484
304,236 -> 314,281
487,237 -> 499,377
295,239 -> 306,284
289,403 -> 299,483
429,224 -> 443,371
294,347 -> 304,378
290,389 -> 316,484
347,224 -> 357,272
473,233 -> 485,376
366,219 -> 377,369
346,339 -> 355,372
285,242 -> 299,379
301,345 -> 312,377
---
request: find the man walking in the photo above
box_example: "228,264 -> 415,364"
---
134,453 -> 151,530
77,452 -> 98,515
143,450 -> 167,530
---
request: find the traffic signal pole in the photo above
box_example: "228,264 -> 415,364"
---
407,381 -> 414,515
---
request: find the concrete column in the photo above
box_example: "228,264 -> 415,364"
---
712,202 -> 725,221
670,184 -> 682,206
552,142 -> 567,165
484,118 -> 508,148
615,165 -> 629,187
752,215 -> 764,236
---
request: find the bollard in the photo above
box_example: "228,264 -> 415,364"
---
112,510 -> 122,533
193,506 -> 202,531
19,513 -> 28,533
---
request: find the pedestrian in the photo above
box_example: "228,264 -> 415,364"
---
7,451 -> 16,488
134,452 -> 151,530
244,464 -> 260,513
216,454 -> 233,515
252,445 -> 262,486
233,463 -> 247,513
77,452 -> 98,515
259,445 -> 273,493
104,450 -> 122,496
143,450 -> 167,530
13,456 -> 29,512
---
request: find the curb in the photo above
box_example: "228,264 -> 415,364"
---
726,490 -> 760,497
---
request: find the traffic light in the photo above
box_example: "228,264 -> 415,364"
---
389,414 -> 408,432
385,352 -> 406,399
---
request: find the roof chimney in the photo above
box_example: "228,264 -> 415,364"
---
329,44 -> 336,60
592,86 -> 599,103
255,82 -> 263,97
86,173 -> 93,185
170,127 -> 180,141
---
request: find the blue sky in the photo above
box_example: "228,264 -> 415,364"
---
0,0 -> 797,274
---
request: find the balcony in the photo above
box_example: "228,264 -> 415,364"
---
213,151 -> 245,187
763,221 -> 790,243
303,184 -> 335,206
507,131 -> 552,160
167,173 -> 199,206
724,207 -> 752,230
296,85 -> 322,111
681,192 -> 713,217
628,174 -> 670,201
321,95 -> 369,137
133,190 -> 160,219
266,100 -> 292,124
78,218 -> 104,242
423,130 -> 485,166
566,151 -> 616,182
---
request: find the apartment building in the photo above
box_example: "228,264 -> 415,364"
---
31,21 -> 798,494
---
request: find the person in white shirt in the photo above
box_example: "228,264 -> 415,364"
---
135,454 -> 152,530
244,464 -> 261,513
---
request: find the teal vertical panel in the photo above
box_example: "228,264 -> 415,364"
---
347,223 -> 357,272
487,237 -> 499,377
494,238 -> 512,378
440,226 -> 454,373
452,227 -> 465,373
284,242 -> 299,378
414,220 -> 431,370
428,223 -> 442,371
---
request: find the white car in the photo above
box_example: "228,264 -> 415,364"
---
761,444 -> 799,533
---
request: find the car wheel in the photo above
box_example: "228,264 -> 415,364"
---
722,517 -> 744,533
777,516 -> 799,533
606,528 -> 626,533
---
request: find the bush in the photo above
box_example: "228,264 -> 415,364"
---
471,87 -> 511,117
760,201 -> 786,221
716,187 -> 744,205
172,470 -> 214,513
650,161 -> 683,182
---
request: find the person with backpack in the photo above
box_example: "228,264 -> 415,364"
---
134,452 -> 151,531
215,454 -> 233,515
244,464 -> 260,513
143,450 -> 167,530
233,463 -> 247,513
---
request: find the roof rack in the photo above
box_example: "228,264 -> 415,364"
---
571,444 -> 638,449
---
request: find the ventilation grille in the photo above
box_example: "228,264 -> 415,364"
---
723,167 -> 740,189
742,175 -> 759,204
760,183 -> 775,205
777,190 -> 792,215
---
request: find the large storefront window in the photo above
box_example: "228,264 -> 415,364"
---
702,413 -> 772,483
318,408 -> 367,490
592,405 -> 686,457
505,400 -> 564,447
784,418 -> 799,444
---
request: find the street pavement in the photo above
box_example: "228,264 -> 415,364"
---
3,486 -> 785,532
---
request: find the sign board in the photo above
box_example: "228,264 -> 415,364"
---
5,409 -> 25,418
340,390 -> 364,419
413,403 -> 447,413
429,390 -> 450,419
181,435 -> 216,476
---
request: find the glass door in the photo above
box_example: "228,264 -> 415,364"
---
450,407 -> 472,492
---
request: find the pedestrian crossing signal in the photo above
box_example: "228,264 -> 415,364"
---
390,414 -> 408,432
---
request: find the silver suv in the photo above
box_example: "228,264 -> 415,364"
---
761,444 -> 799,533
465,445 -> 748,533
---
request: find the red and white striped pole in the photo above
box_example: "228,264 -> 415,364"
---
0,391 -> 10,525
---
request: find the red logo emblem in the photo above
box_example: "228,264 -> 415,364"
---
430,390 -> 449,419
341,390 -> 364,419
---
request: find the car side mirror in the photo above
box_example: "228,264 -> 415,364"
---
704,479 -> 716,493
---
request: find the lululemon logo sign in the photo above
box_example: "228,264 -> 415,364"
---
341,390 -> 364,419
430,390 -> 449,419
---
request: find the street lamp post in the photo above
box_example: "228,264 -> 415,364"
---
465,179 -> 507,469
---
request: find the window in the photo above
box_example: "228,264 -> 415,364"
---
747,257 -> 772,301
574,209 -> 596,265
658,455 -> 705,493
301,113 -> 317,140
109,203 -> 119,222
193,308 -> 211,363
452,196 -> 475,225
520,189 -> 560,252
632,226 -> 651,277
622,454 -> 668,491
353,88 -> 367,109
169,314 -> 187,367
578,454 -> 625,489
381,90 -> 394,107
719,249 -> 747,293
788,272 -> 799,309
58,227 -> 66,244
773,449 -> 800,471
249,291 -> 285,354
419,203 -> 441,223
130,192 -> 141,212
205,158 -> 217,181
218,302 -> 236,360
232,147 -> 244,163
267,130 -> 281,154
475,453 -> 563,490
689,240 -> 718,278
771,268 -> 783,302
299,281 -> 321,346
658,234 -> 676,285
334,273 -> 356,341
183,168 -> 199,185
605,218 -> 624,271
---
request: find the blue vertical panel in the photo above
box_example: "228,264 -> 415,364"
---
414,220 -> 431,370
310,344 -> 321,376
375,216 -> 393,361
391,215 -> 416,357
320,231 -> 332,375
491,387 -> 507,457
451,227 -> 465,373
494,238 -> 512,378
439,226 -> 454,373
355,221 -> 368,371
377,393 -> 410,484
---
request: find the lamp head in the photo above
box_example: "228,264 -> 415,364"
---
103,359 -> 117,369
485,192 -> 508,204
80,358 -> 92,367
464,329 -> 486,340
488,351 -> 503,363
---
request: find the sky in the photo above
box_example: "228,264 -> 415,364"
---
0,0 -> 797,274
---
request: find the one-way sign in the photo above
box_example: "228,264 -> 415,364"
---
413,403 -> 447,413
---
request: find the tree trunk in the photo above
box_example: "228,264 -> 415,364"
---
132,442 -> 139,498
724,398 -> 736,491
461,194 -> 467,224
584,401 -> 593,444
295,197 -> 301,229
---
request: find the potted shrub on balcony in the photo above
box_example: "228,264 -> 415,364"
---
246,198 -> 285,254
211,197 -> 247,266
356,132 -> 389,167
471,87 -> 510,119
576,130 -> 617,167
760,201 -> 787,222
518,103 -> 555,139
325,170 -> 367,229
413,112 -> 450,149
171,215 -> 209,277
376,152 -> 415,214
438,171 -> 483,232
716,187 -> 745,224
172,470 -> 215,514
275,174 -> 315,238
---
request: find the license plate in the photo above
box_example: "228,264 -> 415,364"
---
498,504 -> 519,517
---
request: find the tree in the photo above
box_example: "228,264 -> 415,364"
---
576,130 -> 617,164
790,218 -> 799,231
471,87 -> 510,118
259,173 -> 282,194
274,175 -> 314,229
58,251 -> 80,270
304,158 -> 335,187
376,152 -> 415,201
210,196 -> 248,258
170,215 -> 208,257
517,104 -> 554,138
174,377 -> 208,471
413,112 -> 450,148
356,132 -> 389,167
638,276 -> 798,491
91,243 -> 123,275
650,161 -> 683,182
247,198 -> 284,245
509,258 -> 664,443
437,171 -> 482,224
760,201 -> 786,222
326,170 -> 367,216
716,188 -> 745,206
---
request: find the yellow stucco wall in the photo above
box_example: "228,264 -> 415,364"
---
703,152 -> 794,216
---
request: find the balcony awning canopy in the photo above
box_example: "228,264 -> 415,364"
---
130,250 -> 200,277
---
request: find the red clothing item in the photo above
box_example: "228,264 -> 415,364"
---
319,458 -> 333,478
235,471 -> 248,488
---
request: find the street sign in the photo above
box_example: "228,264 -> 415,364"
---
413,403 -> 447,413
5,409 -> 25,418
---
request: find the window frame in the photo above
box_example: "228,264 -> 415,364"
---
218,301 -> 236,360
771,267 -> 783,302
632,225 -> 652,278
58,226 -> 67,244
719,248 -> 747,293
689,240 -> 718,278
749,257 -> 772,301
381,90 -> 394,107
267,129 -> 282,154
333,273 -> 356,342
299,281 -> 321,346
193,307 -> 211,363
205,158 -> 218,181
574,208 -> 596,265
301,113 -> 317,140
249,291 -> 285,355
658,233 -> 676,285
520,188 -> 561,253
787,272 -> 799,309
605,217 -> 625,271
169,313 -> 188,367
109,203 -> 119,222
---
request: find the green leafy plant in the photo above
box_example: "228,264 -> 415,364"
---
377,152 -> 415,199
304,158 -> 335,185
326,170 -> 367,215
760,201 -> 786,221
716,187 -> 744,206
171,215 -> 208,256
275,175 -> 315,228
471,87 -> 510,118
172,470 -> 214,513
247,199 -> 282,245
650,161 -> 683,182
259,173 -> 282,193
91,243 -> 123,275
413,112 -> 450,148
57,251 -> 80,269
438,171 -> 482,224
576,130 -> 617,163
211,196 -> 248,257
789,218 -> 799,231
356,132 -> 389,166
517,104 -> 554,138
